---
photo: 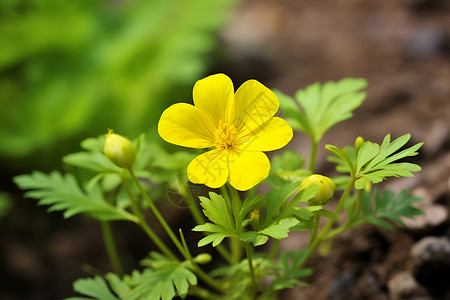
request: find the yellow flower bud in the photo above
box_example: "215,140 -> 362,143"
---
355,136 -> 365,153
193,253 -> 212,264
104,129 -> 136,169
250,209 -> 260,221
299,174 -> 336,206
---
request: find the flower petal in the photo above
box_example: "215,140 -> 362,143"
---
158,103 -> 216,149
193,73 -> 235,125
228,151 -> 270,191
238,117 -> 293,152
188,149 -> 229,188
234,79 -> 279,136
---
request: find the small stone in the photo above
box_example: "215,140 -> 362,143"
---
410,237 -> 450,287
328,271 -> 355,300
405,27 -> 449,59
388,271 -> 431,300
404,204 -> 448,235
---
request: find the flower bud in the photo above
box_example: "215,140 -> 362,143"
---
355,136 -> 365,153
193,253 -> 212,264
299,174 -> 336,206
104,129 -> 136,169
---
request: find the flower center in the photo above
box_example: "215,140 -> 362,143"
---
214,120 -> 239,151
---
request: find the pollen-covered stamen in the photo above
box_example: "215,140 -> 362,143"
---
214,120 -> 239,151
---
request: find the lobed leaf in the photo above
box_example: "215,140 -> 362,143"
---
14,171 -> 137,222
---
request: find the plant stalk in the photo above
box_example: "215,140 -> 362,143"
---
100,221 -> 123,276
121,175 -> 177,260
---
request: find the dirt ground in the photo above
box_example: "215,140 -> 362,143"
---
1,0 -> 450,299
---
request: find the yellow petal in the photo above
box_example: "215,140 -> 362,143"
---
234,79 -> 279,136
238,117 -> 293,152
193,73 -> 235,125
188,149 -> 229,188
158,103 -> 216,149
228,151 -> 270,191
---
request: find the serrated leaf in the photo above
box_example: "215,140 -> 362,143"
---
355,134 -> 422,188
266,249 -> 312,292
124,257 -> 197,300
192,223 -> 237,247
263,182 -> 299,227
14,171 -> 137,222
198,192 -> 234,230
259,218 -> 299,239
352,189 -> 424,230
278,78 -> 367,143
241,231 -> 269,246
265,149 -> 308,187
66,276 -> 120,300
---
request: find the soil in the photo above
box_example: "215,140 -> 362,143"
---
1,0 -> 450,299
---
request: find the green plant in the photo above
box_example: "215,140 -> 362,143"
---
15,76 -> 423,299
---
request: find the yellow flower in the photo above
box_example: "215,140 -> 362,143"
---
158,73 -> 293,191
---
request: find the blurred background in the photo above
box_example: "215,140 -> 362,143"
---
1,0 -> 449,299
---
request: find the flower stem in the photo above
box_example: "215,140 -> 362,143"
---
308,138 -> 318,173
302,178 -> 355,267
100,221 -> 123,276
308,215 -> 321,245
245,242 -> 257,298
129,170 -> 225,293
128,169 -> 186,257
179,229 -> 224,293
267,239 -> 280,261
180,179 -> 205,225
121,175 -> 177,260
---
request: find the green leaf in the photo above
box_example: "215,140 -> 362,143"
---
125,256 -> 197,300
263,182 -> 299,227
192,192 -> 237,247
192,223 -> 237,247
259,218 -> 299,239
266,249 -> 312,291
14,171 -> 137,222
66,275 -> 121,300
355,134 -> 422,188
327,134 -> 422,188
352,189 -> 424,230
277,78 -> 367,143
265,149 -> 308,187
240,231 -> 269,246
198,192 -> 234,230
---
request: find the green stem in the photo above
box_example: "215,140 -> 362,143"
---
128,169 -> 186,257
308,137 -> 318,173
302,178 -> 355,266
179,229 -> 224,293
245,243 -> 257,298
121,175 -> 177,260
180,180 -> 205,225
267,239 -> 280,261
100,221 -> 123,276
189,286 -> 223,300
221,185 -> 241,264
308,215 -> 321,245
129,170 -> 224,293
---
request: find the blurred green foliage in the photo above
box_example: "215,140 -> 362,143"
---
0,0 -> 235,168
